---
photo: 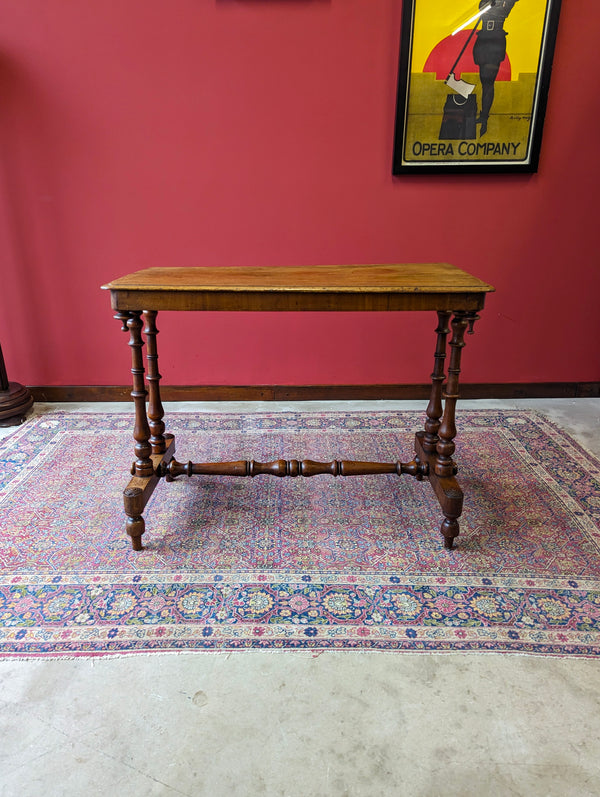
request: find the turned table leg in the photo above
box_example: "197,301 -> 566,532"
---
143,311 -> 166,455
433,311 -> 478,549
114,309 -> 176,550
116,311 -> 153,550
435,312 -> 469,479
128,310 -> 152,549
115,310 -> 176,550
422,311 -> 451,454
416,310 -> 481,550
127,311 -> 154,480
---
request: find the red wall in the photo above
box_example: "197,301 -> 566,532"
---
1,0 -> 598,388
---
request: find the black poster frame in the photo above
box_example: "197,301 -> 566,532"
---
392,0 -> 562,174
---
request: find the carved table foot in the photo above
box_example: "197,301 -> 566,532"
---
441,515 -> 460,550
124,488 -> 146,551
122,435 -> 176,550
415,431 -> 463,550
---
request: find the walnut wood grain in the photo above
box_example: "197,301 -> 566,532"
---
102,264 -> 494,313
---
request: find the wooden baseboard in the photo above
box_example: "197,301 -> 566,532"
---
28,382 -> 600,402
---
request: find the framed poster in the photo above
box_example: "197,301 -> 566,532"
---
392,0 -> 562,174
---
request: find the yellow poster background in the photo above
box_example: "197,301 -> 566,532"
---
411,0 -> 547,77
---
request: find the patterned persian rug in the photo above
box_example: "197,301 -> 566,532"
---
1,410 -> 599,659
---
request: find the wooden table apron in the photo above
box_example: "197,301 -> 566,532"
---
102,265 -> 495,551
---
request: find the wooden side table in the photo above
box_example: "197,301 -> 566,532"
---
102,264 -> 494,551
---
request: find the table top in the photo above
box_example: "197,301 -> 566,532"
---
103,264 -> 494,312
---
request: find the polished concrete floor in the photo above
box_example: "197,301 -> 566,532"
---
1,399 -> 599,797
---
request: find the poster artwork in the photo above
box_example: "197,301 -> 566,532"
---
393,0 -> 562,173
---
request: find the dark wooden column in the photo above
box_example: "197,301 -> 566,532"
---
126,311 -> 153,477
435,312 -> 469,477
143,310 -> 166,455
0,343 -> 34,427
422,310 -> 451,453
